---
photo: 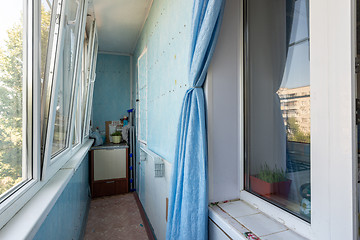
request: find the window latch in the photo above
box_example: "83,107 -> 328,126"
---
356,57 -> 360,74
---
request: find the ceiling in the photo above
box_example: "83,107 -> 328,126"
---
91,0 -> 153,54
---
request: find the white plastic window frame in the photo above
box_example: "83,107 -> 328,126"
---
70,51 -> 82,148
81,22 -> 93,140
82,20 -> 97,139
84,28 -> 98,137
0,0 -> 42,229
87,40 -> 99,134
68,19 -> 86,150
86,53 -> 98,136
238,0 -> 358,239
80,32 -> 88,141
71,15 -> 89,149
88,42 -> 99,128
41,0 -> 88,181
137,47 -> 148,145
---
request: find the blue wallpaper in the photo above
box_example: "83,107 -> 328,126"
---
33,154 -> 90,240
93,54 -> 130,132
133,0 -> 193,162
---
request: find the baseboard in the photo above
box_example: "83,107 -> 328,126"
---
133,192 -> 156,240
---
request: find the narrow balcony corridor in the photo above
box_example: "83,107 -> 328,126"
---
84,193 -> 152,240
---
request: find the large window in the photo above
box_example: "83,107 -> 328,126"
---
41,0 -> 87,165
0,0 -> 59,226
0,0 -> 98,231
0,0 -> 28,198
38,0 -> 91,183
51,0 -> 84,156
244,0 -> 310,221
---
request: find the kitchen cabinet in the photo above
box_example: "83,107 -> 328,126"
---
90,144 -> 129,197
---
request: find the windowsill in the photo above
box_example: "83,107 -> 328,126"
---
209,199 -> 308,240
0,139 -> 93,239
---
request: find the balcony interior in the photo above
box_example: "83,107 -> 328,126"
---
0,0 -> 359,239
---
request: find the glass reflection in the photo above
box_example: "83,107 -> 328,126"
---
245,0 -> 310,221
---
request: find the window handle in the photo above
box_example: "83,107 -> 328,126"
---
67,0 -> 80,25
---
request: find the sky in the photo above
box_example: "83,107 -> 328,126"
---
0,1 -> 23,48
0,0 -> 52,48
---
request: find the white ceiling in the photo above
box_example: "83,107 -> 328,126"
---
92,0 -> 153,54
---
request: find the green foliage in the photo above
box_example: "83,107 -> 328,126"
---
257,164 -> 287,183
41,5 -> 51,81
0,6 -> 51,196
111,131 -> 122,136
287,117 -> 310,143
0,15 -> 24,196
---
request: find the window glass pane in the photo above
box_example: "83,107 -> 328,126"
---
0,0 -> 26,196
245,0 -> 310,221
52,0 -> 83,155
73,49 -> 83,147
41,0 -> 53,92
81,37 -> 88,138
72,122 -> 77,146
86,82 -> 94,135
72,69 -> 81,146
72,106 -> 79,146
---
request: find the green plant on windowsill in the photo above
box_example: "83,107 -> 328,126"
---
257,163 -> 287,183
250,163 -> 291,197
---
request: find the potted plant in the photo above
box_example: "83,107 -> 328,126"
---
250,164 -> 291,198
111,131 -> 122,143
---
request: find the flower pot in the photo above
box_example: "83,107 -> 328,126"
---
250,175 -> 276,196
250,175 -> 291,198
112,135 -> 121,143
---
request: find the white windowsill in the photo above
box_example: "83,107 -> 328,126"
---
0,139 -> 93,240
209,199 -> 308,240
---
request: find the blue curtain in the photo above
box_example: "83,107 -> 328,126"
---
166,1 -> 225,239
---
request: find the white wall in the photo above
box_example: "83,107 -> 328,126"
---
138,148 -> 172,240
209,220 -> 231,240
206,0 -> 241,203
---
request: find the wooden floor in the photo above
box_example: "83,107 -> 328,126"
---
84,193 -> 150,240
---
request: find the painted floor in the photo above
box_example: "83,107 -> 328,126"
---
84,193 -> 149,240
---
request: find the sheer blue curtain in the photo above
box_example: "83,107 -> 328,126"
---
166,1 -> 225,239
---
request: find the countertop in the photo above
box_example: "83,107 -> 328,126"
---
90,142 -> 129,150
